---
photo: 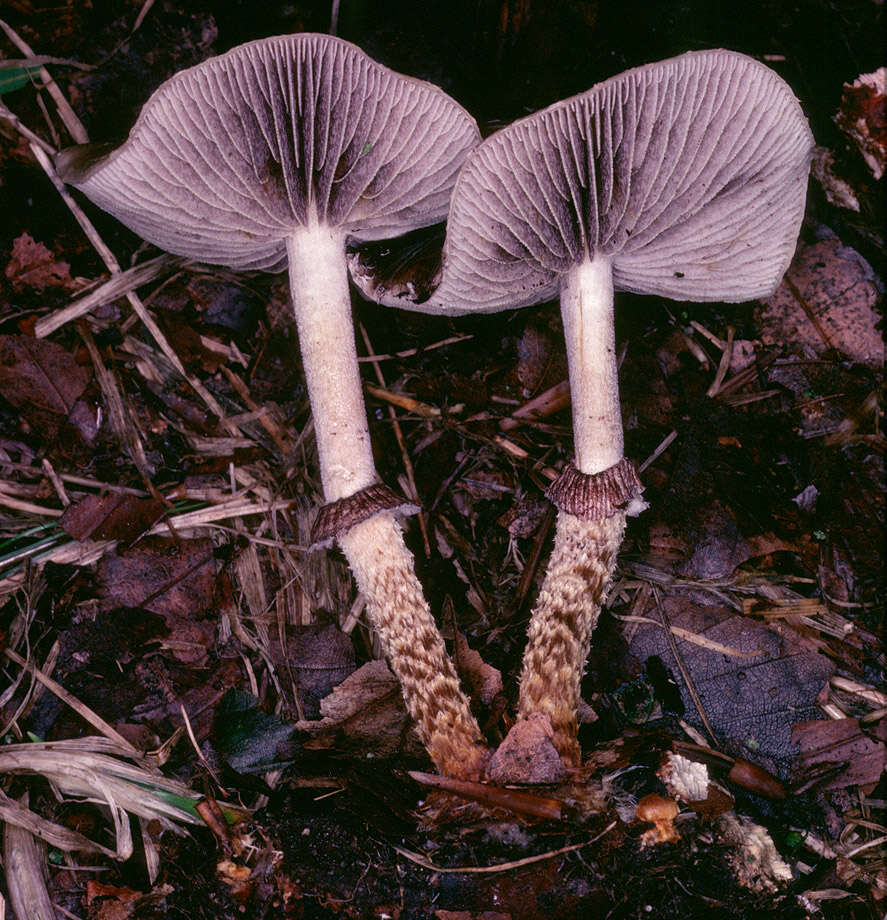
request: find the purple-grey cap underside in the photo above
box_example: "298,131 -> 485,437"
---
57,33 -> 479,272
425,50 -> 813,315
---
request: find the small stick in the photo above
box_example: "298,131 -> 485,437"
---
393,820 -> 617,873
509,503 -> 556,620
35,254 -> 183,337
356,333 -> 471,363
638,429 -> 677,473
0,19 -> 88,143
500,380 -> 571,431
689,320 -> 726,350
653,588 -> 717,745
40,459 -> 69,506
706,326 -> 735,397
408,770 -> 566,821
364,382 -> 442,417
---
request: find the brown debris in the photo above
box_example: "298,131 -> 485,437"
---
792,718 -> 887,790
96,536 -> 218,620
487,713 -> 566,785
4,231 -> 84,292
757,237 -> 884,367
60,493 -> 165,542
834,68 -> 887,179
0,333 -> 90,415
453,628 -> 503,707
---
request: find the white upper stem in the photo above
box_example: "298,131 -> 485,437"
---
287,224 -> 376,502
559,256 -> 623,475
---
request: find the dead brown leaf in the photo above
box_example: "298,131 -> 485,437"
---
276,624 -> 356,719
757,237 -> 884,367
96,536 -> 217,619
453,628 -> 502,706
4,232 -> 84,292
86,880 -> 174,920
792,717 -> 886,790
0,334 -> 90,415
835,68 -> 887,180
299,660 -> 419,759
60,493 -> 166,543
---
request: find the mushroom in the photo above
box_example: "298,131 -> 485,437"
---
357,50 -> 813,766
636,793 -> 681,845
57,33 -> 487,778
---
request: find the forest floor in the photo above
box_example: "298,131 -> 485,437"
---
0,2 -> 883,918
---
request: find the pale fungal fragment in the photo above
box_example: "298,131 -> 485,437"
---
658,752 -> 710,803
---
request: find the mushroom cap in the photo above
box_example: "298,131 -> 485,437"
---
57,33 -> 479,271
636,793 -> 680,823
420,50 -> 813,315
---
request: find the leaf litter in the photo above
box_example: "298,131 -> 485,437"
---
0,3 -> 883,919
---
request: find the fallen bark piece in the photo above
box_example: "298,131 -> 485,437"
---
487,713 -> 565,785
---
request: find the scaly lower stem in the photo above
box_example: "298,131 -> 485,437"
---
287,225 -> 484,777
517,255 -> 629,766
340,514 -> 487,778
517,512 -> 625,764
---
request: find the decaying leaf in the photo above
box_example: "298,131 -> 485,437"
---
453,628 -> 502,706
792,717 -> 886,790
0,334 -> 90,415
96,536 -> 217,619
280,623 -> 357,719
628,597 -> 835,774
810,147 -> 860,212
61,493 -> 166,542
757,236 -> 884,367
4,232 -> 83,292
834,67 -> 887,180
298,660 -> 418,759
211,690 -> 300,774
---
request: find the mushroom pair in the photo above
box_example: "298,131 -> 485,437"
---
59,36 -> 813,778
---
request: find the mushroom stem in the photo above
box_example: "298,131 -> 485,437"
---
517,512 -> 625,763
339,515 -> 487,779
287,225 -> 485,778
517,255 -> 628,765
287,226 -> 376,502
559,256 -> 622,475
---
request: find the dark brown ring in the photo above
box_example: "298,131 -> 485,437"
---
545,457 -> 644,520
310,483 -> 420,548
